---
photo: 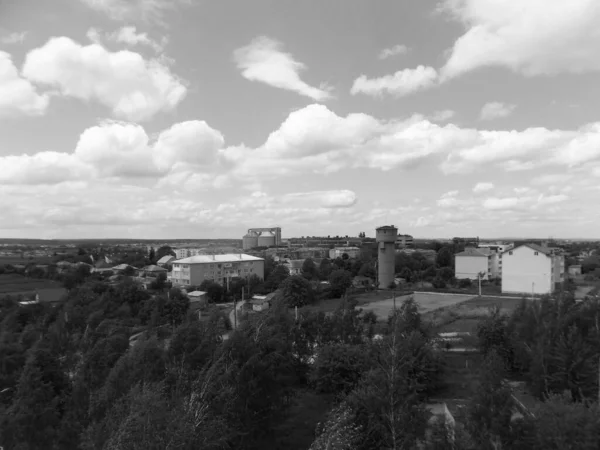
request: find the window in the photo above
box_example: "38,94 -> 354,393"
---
534,252 -> 538,256
509,251 -> 513,255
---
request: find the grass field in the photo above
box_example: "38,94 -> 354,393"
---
0,256 -> 53,265
357,292 -> 476,321
0,273 -> 62,294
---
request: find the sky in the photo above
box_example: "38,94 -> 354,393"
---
1,0 -> 600,240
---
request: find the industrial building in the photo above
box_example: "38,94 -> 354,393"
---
329,247 -> 361,259
376,225 -> 397,289
168,254 -> 265,287
243,227 -> 282,250
501,244 -> 565,295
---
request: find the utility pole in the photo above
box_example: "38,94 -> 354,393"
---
532,282 -> 535,299
393,290 -> 396,311
478,273 -> 482,297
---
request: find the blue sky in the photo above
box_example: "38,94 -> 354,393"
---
1,0 -> 599,240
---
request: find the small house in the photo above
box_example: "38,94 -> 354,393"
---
187,291 -> 208,310
250,295 -> 270,312
157,255 -> 176,267
139,265 -> 168,278
111,264 -> 138,274
568,265 -> 582,277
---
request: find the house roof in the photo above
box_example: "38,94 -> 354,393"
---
174,254 -> 264,264
157,255 -> 175,264
141,265 -> 167,272
455,247 -> 490,257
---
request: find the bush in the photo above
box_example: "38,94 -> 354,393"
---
458,278 -> 472,288
432,277 -> 447,289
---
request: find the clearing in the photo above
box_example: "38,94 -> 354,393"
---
0,273 -> 62,295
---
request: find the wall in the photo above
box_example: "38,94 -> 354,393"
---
502,246 -> 552,295
455,255 -> 489,280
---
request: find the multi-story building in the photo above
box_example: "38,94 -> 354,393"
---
169,254 -> 264,287
396,234 -> 414,248
174,248 -> 206,260
501,244 -> 565,295
454,247 -> 498,280
329,247 -> 361,259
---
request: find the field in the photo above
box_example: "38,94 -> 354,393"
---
0,273 -> 62,294
357,292 -> 476,321
0,256 -> 54,265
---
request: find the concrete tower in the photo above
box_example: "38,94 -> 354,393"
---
376,225 -> 398,289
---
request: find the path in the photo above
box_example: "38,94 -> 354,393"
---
222,300 -> 246,341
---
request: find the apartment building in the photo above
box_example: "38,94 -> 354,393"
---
501,244 -> 565,295
454,247 -> 498,280
169,254 -> 264,287
174,248 -> 205,259
396,234 -> 414,248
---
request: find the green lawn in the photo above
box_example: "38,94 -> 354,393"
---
0,274 -> 62,294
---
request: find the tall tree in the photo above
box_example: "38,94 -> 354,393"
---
302,258 -> 319,280
328,270 -> 352,298
280,275 -> 314,307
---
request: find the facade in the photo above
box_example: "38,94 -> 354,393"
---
501,244 -> 565,295
244,227 -> 282,249
396,234 -> 414,248
478,243 -> 514,253
174,248 -> 205,259
454,247 -> 495,280
284,259 -> 304,275
187,291 -> 208,310
329,246 -> 361,259
169,254 -> 265,287
376,225 -> 398,289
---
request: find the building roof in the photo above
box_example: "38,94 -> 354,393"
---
174,254 -> 264,264
503,243 -> 552,255
455,247 -> 491,257
157,255 -> 175,264
187,290 -> 207,297
376,225 -> 397,230
112,264 -> 138,270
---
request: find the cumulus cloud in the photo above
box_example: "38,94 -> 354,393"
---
378,44 -> 409,60
233,36 -> 332,101
79,0 -> 190,26
283,190 -> 358,209
1,31 -> 27,44
429,110 -> 455,122
473,182 -> 494,193
483,193 -> 569,211
350,65 -> 438,97
479,102 -> 516,121
22,36 -> 186,121
87,26 -> 167,52
0,52 -> 49,118
440,0 -> 600,79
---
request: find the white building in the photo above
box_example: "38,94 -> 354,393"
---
329,246 -> 361,259
174,248 -> 205,260
501,244 -> 565,295
478,242 -> 514,253
396,234 -> 414,248
169,254 -> 264,287
455,247 -> 498,280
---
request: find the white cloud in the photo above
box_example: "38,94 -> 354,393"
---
437,190 -> 461,208
22,37 -> 186,121
530,173 -> 573,186
79,0 -> 190,26
378,44 -> 409,60
440,0 -> 600,79
0,152 -> 89,185
350,65 -> 438,97
283,190 -> 358,209
479,102 -> 516,121
483,193 -> 569,211
429,110 -> 455,122
1,31 -> 27,44
473,182 -> 494,193
0,52 -> 49,118
233,36 -> 332,101
87,26 -> 166,52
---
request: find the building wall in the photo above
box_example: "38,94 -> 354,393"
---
455,255 -> 490,280
551,255 -> 565,286
170,259 -> 265,287
329,247 -> 361,259
502,246 -> 553,295
489,253 -> 501,278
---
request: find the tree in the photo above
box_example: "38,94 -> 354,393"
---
302,258 -> 319,280
328,270 -> 352,298
357,262 -> 375,279
319,258 -> 333,280
399,267 -> 413,282
150,272 -> 167,291
309,343 -> 370,394
148,247 -> 156,262
164,288 -> 190,328
155,246 -> 176,262
264,264 -> 290,292
199,280 -> 225,303
280,275 -> 314,307
437,267 -> 454,282
436,246 -> 453,268
310,402 -> 362,450
466,351 -> 516,450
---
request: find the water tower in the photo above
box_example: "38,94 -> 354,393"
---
376,225 -> 398,289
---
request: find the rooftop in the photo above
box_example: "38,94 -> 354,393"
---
455,247 -> 491,257
174,254 -> 264,264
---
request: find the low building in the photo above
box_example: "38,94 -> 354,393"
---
187,291 -> 208,310
568,265 -> 582,277
157,255 -> 175,266
501,244 -> 565,295
111,264 -> 138,274
250,295 -> 271,312
139,265 -> 167,278
169,254 -> 264,287
454,247 -> 496,280
329,247 -> 361,259
284,259 -> 304,275
396,234 -> 414,248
